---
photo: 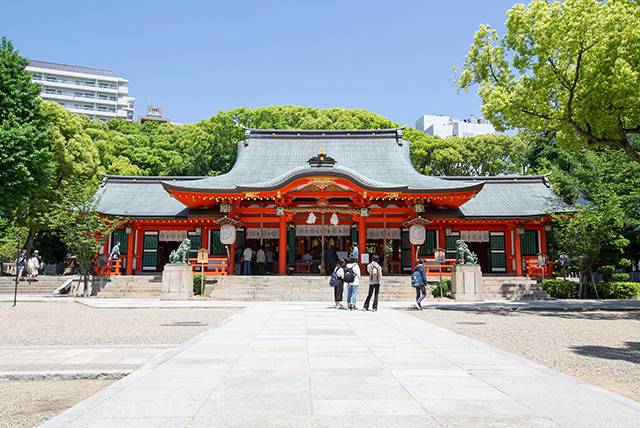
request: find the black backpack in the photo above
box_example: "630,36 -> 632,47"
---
343,265 -> 356,283
329,268 -> 342,287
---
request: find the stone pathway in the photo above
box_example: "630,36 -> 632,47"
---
42,303 -> 640,427
0,345 -> 173,374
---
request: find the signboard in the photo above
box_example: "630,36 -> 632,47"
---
460,230 -> 490,243
197,248 -> 209,264
366,228 -> 401,240
246,228 -> 279,240
159,230 -> 188,242
360,253 -> 370,264
409,225 -> 426,245
295,225 -> 350,236
219,224 -> 236,245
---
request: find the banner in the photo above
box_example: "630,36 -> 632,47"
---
460,230 -> 490,242
246,228 -> 280,240
366,228 -> 401,240
159,230 -> 188,242
295,225 -> 350,236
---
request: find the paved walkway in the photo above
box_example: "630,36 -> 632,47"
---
43,303 -> 640,427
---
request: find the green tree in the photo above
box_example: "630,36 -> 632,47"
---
0,37 -> 53,220
457,0 -> 640,164
552,196 -> 629,297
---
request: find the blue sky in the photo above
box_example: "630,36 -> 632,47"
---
2,0 -> 517,125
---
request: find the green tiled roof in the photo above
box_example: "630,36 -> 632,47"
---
161,129 -> 484,194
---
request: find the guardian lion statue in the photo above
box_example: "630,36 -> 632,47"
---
455,239 -> 478,265
169,238 -> 191,264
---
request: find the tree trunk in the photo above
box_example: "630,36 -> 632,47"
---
23,228 -> 36,254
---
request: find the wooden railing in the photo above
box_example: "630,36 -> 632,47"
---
189,257 -> 228,276
422,258 -> 456,279
94,256 -> 123,277
525,258 -> 553,279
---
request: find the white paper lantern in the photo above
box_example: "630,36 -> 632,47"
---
220,224 -> 236,245
409,224 -> 426,245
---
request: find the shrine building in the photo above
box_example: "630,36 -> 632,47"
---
94,128 -> 570,277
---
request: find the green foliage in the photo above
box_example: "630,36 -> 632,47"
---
593,282 -> 640,299
598,265 -> 616,282
611,272 -> 630,282
430,278 -> 451,298
0,37 -> 53,218
457,0 -> 640,164
193,273 -> 204,295
541,279 -> 580,298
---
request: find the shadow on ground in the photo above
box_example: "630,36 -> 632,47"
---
571,341 -> 640,365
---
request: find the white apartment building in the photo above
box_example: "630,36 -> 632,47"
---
26,60 -> 134,121
415,114 -> 496,138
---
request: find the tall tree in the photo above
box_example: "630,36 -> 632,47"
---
456,0 -> 640,164
0,37 -> 53,221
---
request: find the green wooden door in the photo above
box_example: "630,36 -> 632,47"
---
287,228 -> 296,270
209,230 -> 227,256
445,232 -> 460,259
489,232 -> 506,272
111,229 -> 128,254
419,230 -> 436,257
401,230 -> 411,272
521,230 -> 539,255
142,231 -> 158,271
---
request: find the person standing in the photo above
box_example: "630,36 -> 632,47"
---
256,246 -> 266,275
330,259 -> 346,309
265,246 -> 274,274
411,258 -> 428,310
243,246 -> 253,275
15,249 -> 27,282
344,256 -> 361,310
27,250 -> 42,282
323,245 -> 337,275
364,254 -> 382,311
350,242 -> 359,261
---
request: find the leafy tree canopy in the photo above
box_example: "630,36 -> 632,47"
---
457,0 -> 640,163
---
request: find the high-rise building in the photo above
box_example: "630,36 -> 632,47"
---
26,60 -> 134,121
139,104 -> 171,124
415,114 -> 495,138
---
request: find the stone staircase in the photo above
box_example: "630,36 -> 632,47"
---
481,276 -> 549,300
0,275 -> 73,295
96,275 -> 162,298
93,274 -> 549,301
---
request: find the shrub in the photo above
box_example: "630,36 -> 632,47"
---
591,281 -> 640,299
541,279 -> 579,298
193,273 -> 204,295
598,265 -> 615,282
611,272 -> 630,282
430,278 -> 451,298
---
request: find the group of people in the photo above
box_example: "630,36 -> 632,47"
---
329,254 -> 431,311
236,245 -> 275,275
329,244 -> 381,311
15,249 -> 44,282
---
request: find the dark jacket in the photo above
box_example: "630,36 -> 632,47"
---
413,263 -> 427,286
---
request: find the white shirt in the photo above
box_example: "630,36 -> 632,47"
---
243,248 -> 253,261
343,262 -> 361,286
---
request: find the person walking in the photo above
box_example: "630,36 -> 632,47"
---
364,254 -> 382,311
15,249 -> 27,282
350,242 -> 359,261
330,258 -> 346,309
27,250 -> 43,282
411,258 -> 428,310
256,246 -> 266,275
344,256 -> 361,310
243,246 -> 253,275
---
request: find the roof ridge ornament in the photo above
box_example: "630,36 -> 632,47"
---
307,148 -> 336,167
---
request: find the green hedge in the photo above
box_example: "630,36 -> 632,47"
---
430,278 -> 451,298
542,279 -> 640,299
541,279 -> 579,298
193,273 -> 204,295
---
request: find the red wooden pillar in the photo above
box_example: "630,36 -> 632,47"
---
279,215 -> 287,276
229,242 -> 235,275
126,228 -> 135,275
411,243 -> 416,272
514,231 -> 523,276
505,228 -> 513,274
135,227 -> 144,274
358,215 -> 366,269
201,227 -> 209,251
437,227 -> 446,252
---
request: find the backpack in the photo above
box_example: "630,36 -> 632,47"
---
370,264 -> 380,282
411,268 -> 422,287
329,268 -> 342,287
343,265 -> 356,283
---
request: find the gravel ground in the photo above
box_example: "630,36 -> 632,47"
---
0,302 -> 242,346
0,379 -> 114,428
407,308 -> 640,401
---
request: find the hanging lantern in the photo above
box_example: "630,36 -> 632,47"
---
330,213 -> 339,225
306,212 -> 317,224
220,224 -> 236,245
